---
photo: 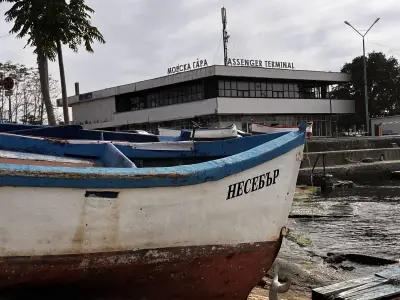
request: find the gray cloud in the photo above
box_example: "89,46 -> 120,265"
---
1,0 -> 399,95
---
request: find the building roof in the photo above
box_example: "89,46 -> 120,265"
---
66,65 -> 351,106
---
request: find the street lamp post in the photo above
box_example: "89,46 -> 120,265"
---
344,18 -> 380,135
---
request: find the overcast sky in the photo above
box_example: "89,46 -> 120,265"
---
1,0 -> 400,95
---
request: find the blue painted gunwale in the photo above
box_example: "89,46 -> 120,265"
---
0,131 -> 288,160
117,132 -> 288,159
0,123 -> 44,132
0,131 -> 305,189
10,125 -> 161,143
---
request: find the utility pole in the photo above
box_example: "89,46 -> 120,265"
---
221,7 -> 229,66
345,18 -> 380,135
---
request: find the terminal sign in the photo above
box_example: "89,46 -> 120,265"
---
167,57 -> 294,75
227,58 -> 295,69
168,59 -> 208,75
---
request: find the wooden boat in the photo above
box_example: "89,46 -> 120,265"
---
0,128 -> 305,300
158,124 -> 239,139
250,123 -> 299,134
0,124 -> 163,142
250,122 -> 313,138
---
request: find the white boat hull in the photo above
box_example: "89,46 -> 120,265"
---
0,146 -> 302,257
0,144 -> 303,299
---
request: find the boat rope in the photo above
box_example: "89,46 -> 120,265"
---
269,272 -> 291,300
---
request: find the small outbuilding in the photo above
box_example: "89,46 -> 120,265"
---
371,115 -> 400,136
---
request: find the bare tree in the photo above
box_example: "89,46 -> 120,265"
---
0,61 -> 60,125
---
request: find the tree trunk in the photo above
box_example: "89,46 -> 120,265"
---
0,89 -> 4,120
8,94 -> 11,122
40,99 -> 44,125
37,49 -> 56,125
57,40 -> 70,124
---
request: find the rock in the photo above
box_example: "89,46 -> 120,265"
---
344,253 -> 398,265
325,253 -> 346,264
325,252 -> 398,266
340,264 -> 355,271
257,277 -> 269,287
361,157 -> 374,163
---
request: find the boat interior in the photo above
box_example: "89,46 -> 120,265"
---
0,131 -> 289,169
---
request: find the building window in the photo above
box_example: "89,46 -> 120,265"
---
115,80 -> 205,113
217,78 -> 324,100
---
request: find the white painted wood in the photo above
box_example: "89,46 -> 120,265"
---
158,125 -> 238,139
0,150 -> 93,164
157,128 -> 181,137
250,123 -> 313,136
250,124 -> 299,134
67,139 -> 195,151
0,146 -> 303,257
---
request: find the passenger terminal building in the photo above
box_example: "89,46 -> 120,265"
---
66,64 -> 355,136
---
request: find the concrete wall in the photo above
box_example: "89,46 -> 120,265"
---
306,136 -> 400,152
216,98 -> 354,115
214,65 -> 350,82
81,98 -> 218,130
72,97 -> 115,125
302,148 -> 400,168
298,160 -> 400,185
73,97 -> 354,129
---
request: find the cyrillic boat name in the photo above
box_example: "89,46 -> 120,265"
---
226,169 -> 280,200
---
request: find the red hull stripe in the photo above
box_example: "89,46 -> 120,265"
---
0,240 -> 282,300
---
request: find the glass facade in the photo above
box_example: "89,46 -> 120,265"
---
218,79 -> 324,99
115,76 -> 330,113
116,80 -> 206,113
110,75 -> 342,136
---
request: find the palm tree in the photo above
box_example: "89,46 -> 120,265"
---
1,0 -> 105,125
55,0 -> 105,124
1,0 -> 57,125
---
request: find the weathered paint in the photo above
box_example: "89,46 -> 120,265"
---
0,240 -> 281,300
0,131 -> 304,298
0,132 -> 304,189
10,124 -> 160,142
0,130 -> 289,160
0,150 -> 95,167
0,147 -> 301,257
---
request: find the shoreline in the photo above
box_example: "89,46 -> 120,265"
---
249,185 -> 400,299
